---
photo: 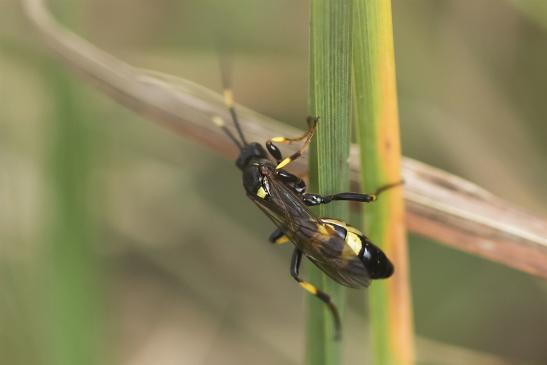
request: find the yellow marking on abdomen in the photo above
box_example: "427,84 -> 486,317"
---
275,235 -> 289,244
321,218 -> 346,227
322,218 -> 364,236
346,225 -> 363,236
316,224 -> 330,236
346,232 -> 363,255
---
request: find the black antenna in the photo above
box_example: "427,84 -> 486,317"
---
212,116 -> 243,150
219,56 -> 249,146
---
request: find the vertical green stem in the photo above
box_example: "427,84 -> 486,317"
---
306,1 -> 353,364
44,67 -> 100,365
42,2 -> 102,364
353,1 -> 414,365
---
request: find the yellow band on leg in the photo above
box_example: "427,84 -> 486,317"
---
276,157 -> 291,169
274,235 -> 289,244
299,282 -> 318,295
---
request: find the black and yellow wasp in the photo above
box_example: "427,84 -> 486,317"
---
213,88 -> 399,340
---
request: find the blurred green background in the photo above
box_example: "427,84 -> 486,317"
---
1,0 -> 546,364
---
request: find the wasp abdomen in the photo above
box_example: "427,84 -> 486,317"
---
360,240 -> 394,279
321,218 -> 394,279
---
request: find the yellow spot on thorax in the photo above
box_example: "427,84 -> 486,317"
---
256,186 -> 267,199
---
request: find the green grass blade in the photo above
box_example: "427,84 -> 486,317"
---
306,1 -> 353,364
40,1 -> 102,364
506,0 -> 547,31
353,1 -> 415,364
43,65 -> 101,365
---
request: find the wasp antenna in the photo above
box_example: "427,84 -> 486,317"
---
223,89 -> 234,108
212,116 -> 225,128
212,116 -> 243,150
222,87 -> 248,146
219,55 -> 248,146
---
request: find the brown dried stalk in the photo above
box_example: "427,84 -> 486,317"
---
22,0 -> 547,278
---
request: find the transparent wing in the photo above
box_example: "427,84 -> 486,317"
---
253,175 -> 371,288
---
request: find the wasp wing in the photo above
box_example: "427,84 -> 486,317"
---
254,174 -> 371,289
307,244 -> 371,289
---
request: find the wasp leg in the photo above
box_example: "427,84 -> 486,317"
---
302,181 -> 404,206
269,229 -> 290,245
265,141 -> 283,164
277,169 -> 307,194
268,116 -> 318,170
270,116 -> 318,145
303,192 -> 375,206
290,249 -> 342,340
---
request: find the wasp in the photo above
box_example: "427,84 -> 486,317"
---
212,87 -> 400,340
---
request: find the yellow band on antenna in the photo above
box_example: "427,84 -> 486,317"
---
212,116 -> 225,127
223,89 -> 234,108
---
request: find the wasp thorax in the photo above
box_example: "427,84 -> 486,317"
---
242,164 -> 261,194
242,162 -> 274,200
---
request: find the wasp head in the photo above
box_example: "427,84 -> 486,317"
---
236,142 -> 268,170
240,154 -> 276,200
